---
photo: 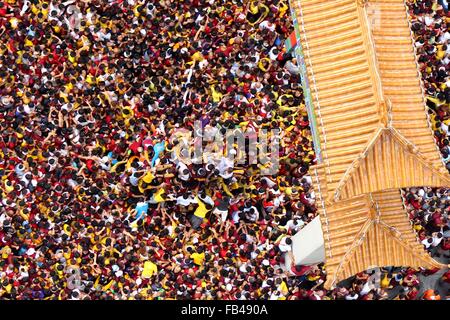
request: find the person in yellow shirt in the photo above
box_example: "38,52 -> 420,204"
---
193,197 -> 209,219
142,260 -> 158,279
190,250 -> 205,266
138,170 -> 155,193
247,1 -> 269,25
189,197 -> 213,230
380,273 -> 392,289
210,85 -> 223,103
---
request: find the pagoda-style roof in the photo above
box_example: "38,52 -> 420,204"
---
290,0 -> 449,289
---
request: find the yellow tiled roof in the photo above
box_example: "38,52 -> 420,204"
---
292,0 -> 449,289
295,0 -> 449,200
313,188 -> 444,288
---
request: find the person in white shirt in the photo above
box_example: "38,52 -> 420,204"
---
176,194 -> 197,206
286,218 -> 305,234
431,232 -> 443,247
176,162 -> 191,181
198,192 -> 214,207
259,20 -> 275,32
278,236 -> 292,253
268,47 -> 279,61
422,237 -> 433,249
345,290 -> 359,300
359,281 -> 373,296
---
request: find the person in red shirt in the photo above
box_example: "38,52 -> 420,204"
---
441,270 -> 450,285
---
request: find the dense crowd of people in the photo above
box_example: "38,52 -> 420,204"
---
0,0 -> 317,300
0,0 -> 448,300
403,187 -> 449,259
410,0 -> 450,169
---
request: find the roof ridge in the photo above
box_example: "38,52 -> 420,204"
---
327,126 -> 384,204
326,217 -> 374,288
